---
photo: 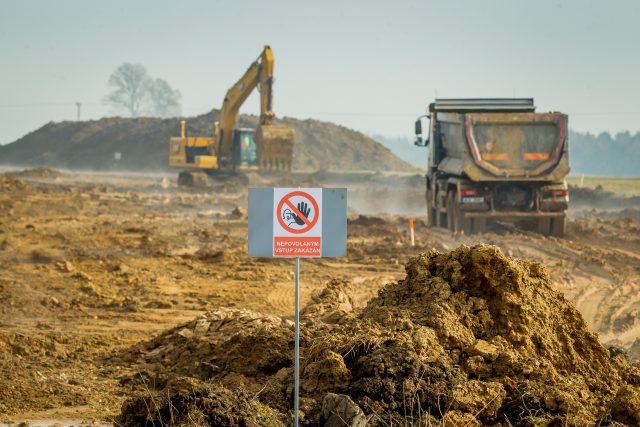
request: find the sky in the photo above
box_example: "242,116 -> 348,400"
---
1,0 -> 639,145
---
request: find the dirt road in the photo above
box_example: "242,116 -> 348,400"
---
1,169 -> 639,423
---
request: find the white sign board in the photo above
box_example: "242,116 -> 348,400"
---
273,188 -> 322,257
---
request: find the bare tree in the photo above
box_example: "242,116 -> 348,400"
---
149,78 -> 181,118
104,64 -> 181,117
104,63 -> 151,117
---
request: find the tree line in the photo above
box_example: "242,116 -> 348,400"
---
569,130 -> 640,177
372,131 -> 640,177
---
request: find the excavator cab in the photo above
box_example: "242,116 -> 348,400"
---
232,128 -> 258,167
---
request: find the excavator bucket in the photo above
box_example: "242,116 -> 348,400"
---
254,125 -> 295,171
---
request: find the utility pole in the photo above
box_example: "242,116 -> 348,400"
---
76,102 -> 81,121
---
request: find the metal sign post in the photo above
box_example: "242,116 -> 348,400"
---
248,188 -> 346,426
294,256 -> 300,426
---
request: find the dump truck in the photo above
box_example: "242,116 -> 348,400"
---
414,98 -> 569,236
169,46 -> 295,186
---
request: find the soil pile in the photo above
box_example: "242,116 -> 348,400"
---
114,308 -> 294,387
115,245 -> 640,426
116,377 -> 285,427
574,207 -> 640,224
0,111 -> 413,172
0,175 -> 29,192
6,167 -> 63,179
300,279 -> 366,324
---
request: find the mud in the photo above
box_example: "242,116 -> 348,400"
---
115,246 -> 640,425
1,169 -> 639,425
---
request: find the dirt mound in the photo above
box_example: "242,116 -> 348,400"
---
116,245 -> 640,425
0,175 -> 29,192
114,308 -> 294,387
348,215 -> 406,238
300,245 -> 638,425
300,279 -> 363,324
0,111 -> 414,172
0,331 -> 110,416
349,215 -> 389,227
574,207 -> 640,224
115,377 -> 284,427
631,340 -> 640,361
6,167 -> 62,179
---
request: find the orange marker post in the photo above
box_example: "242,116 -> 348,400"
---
409,218 -> 415,247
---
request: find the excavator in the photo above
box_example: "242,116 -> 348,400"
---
169,46 -> 295,186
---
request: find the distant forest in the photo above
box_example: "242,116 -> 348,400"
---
569,131 -> 639,177
373,131 -> 640,177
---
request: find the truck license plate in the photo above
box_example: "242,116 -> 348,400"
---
461,197 -> 484,204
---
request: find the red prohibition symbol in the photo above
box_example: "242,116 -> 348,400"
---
277,191 -> 320,234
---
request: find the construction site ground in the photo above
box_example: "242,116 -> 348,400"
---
1,169 -> 639,425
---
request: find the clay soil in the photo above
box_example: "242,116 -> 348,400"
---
1,169 -> 640,425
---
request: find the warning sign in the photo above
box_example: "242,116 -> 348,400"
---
273,188 -> 322,257
248,187 -> 345,258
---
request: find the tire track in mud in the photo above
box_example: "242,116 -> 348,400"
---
573,284 -> 611,332
265,282 -> 296,317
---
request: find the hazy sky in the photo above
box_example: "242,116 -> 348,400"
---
1,0 -> 639,144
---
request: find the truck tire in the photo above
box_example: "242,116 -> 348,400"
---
447,191 -> 463,233
550,216 -> 565,237
426,189 -> 437,227
436,192 -> 447,229
537,218 -> 550,235
471,218 -> 487,234
446,192 -> 452,231
448,191 -> 476,234
459,208 -> 472,235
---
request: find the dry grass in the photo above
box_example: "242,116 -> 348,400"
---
304,321 -> 388,367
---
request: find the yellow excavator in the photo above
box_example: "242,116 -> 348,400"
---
169,45 -> 295,186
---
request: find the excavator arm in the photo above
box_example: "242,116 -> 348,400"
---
216,46 -> 294,170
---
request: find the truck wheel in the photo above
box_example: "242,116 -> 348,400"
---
446,192 -> 456,231
471,218 -> 486,234
459,211 -> 472,235
550,216 -> 565,237
426,189 -> 437,227
428,207 -> 437,227
436,193 -> 447,229
537,218 -> 551,235
447,193 -> 456,232
449,191 -> 475,235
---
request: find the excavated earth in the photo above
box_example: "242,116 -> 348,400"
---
114,245 -> 640,426
0,112 -> 414,172
1,169 -> 640,426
